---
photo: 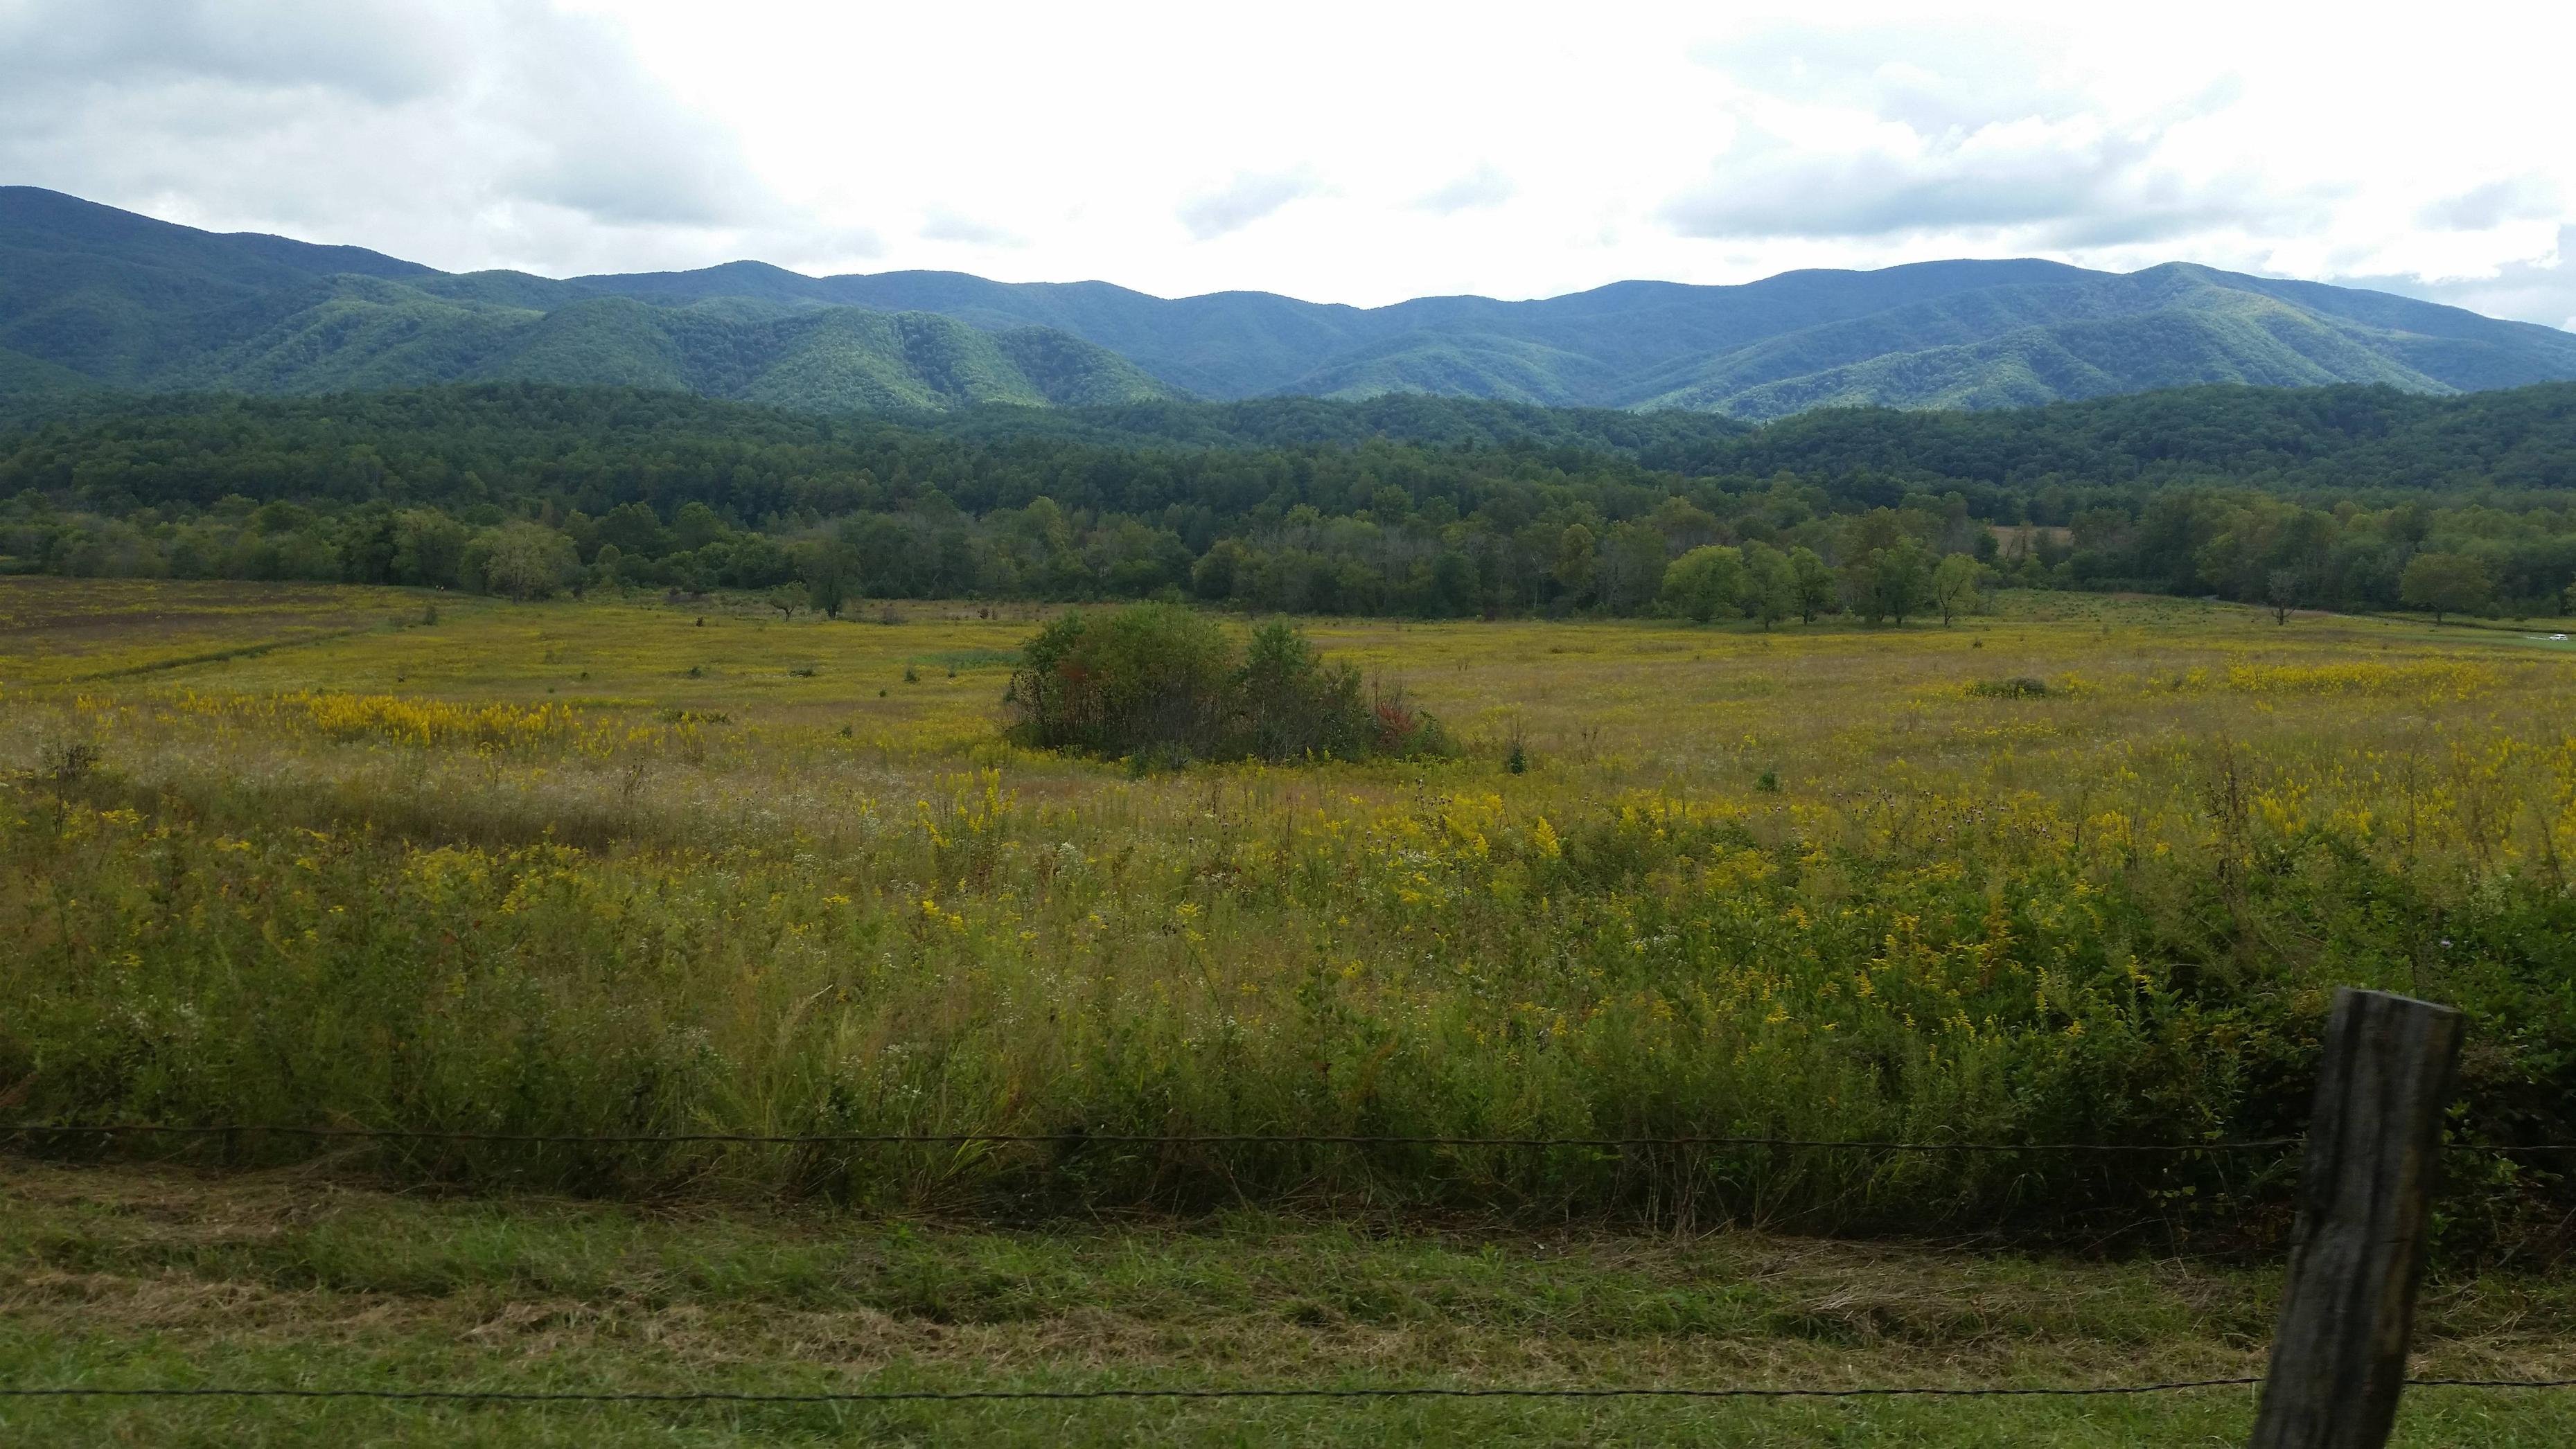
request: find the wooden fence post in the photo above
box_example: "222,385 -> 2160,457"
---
2248,987 -> 2464,1449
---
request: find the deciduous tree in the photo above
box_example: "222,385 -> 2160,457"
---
1931,552 -> 1987,625
2399,551 -> 2491,623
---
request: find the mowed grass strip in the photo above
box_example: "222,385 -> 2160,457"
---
5,1163 -> 2573,1446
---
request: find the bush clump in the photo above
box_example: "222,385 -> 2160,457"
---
1967,676 -> 2052,698
1006,604 -> 1453,763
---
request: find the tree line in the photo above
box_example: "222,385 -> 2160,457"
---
6,382 -> 2576,622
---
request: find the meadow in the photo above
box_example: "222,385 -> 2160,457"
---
8,576 -> 2576,1244
10,576 -> 2576,1441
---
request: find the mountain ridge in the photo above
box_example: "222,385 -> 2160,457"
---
5,185 -> 2573,418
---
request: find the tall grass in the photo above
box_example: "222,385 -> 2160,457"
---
5,583 -> 2575,1247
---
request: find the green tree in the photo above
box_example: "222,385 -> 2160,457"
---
1659,544 -> 1747,623
1192,537 -> 1252,601
1596,520 -> 1670,614
1741,542 -> 1794,630
2399,550 -> 2491,623
2266,568 -> 2300,625
1788,546 -> 1836,623
468,522 -> 577,601
672,501 -> 729,552
800,538 -> 857,619
1930,552 -> 1986,625
1551,524 -> 1596,610
769,581 -> 809,621
1842,536 -> 1934,625
390,509 -> 470,589
1002,605 -> 1449,763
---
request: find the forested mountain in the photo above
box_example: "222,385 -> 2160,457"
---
11,380 -> 2576,623
7,186 -> 2573,419
0,188 -> 1176,413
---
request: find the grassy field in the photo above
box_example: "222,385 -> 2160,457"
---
5,1160 -> 2575,1446
4,577 -> 2576,1439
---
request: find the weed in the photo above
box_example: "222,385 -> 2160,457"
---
6,581 -> 2575,1247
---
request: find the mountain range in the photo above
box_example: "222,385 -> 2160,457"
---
8,184 -> 2576,420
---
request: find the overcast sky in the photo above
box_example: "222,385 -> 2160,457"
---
5,0 -> 2570,327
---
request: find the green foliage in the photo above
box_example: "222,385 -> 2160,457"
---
1633,265 -> 2576,418
1837,513 -> 1935,625
1967,677 -> 2052,698
2399,549 -> 2494,622
1009,604 -> 1240,760
12,187 -> 2576,429
1930,551 -> 1987,624
1659,545 -> 1747,623
15,379 -> 2576,616
460,522 -> 578,601
1006,606 -> 1446,763
1787,546 -> 1837,624
0,189 -> 1171,417
1740,542 -> 1795,629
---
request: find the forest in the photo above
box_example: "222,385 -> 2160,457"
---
6,379 -> 2576,621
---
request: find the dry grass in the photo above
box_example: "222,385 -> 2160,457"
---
7,579 -> 2576,1232
3,1161 -> 2572,1446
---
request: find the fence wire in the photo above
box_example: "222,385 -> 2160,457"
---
3,1123 -> 2570,1414
4,1376 -> 2575,1406
0,1378 -> 2270,1403
0,1122 -> 2313,1152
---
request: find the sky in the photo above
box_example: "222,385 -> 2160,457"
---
3,0 -> 2571,328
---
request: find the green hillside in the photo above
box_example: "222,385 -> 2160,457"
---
1623,266 -> 2569,417
1282,331 -> 1621,406
0,344 -> 105,407
6,186 -> 2573,418
613,255 -> 2576,411
0,188 -> 1181,414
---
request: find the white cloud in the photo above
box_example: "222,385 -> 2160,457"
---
1177,169 -> 1325,241
1661,29 -> 2295,247
1415,163 -> 1514,214
1690,25 -> 2092,136
1664,121 -> 2144,240
2342,226 -> 2576,336
0,0 -> 793,272
0,1 -> 465,103
2419,179 -> 2562,233
0,0 -> 2568,326
919,210 -> 1027,248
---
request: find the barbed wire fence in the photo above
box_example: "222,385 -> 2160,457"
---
2,991 -> 2571,1443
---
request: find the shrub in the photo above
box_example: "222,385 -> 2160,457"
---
1007,605 -> 1452,764
42,740 -> 103,783
1968,676 -> 2051,698
1008,604 -> 1237,760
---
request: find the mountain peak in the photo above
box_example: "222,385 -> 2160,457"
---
3,186 -> 2573,418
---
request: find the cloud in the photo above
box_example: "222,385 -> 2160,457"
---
1691,26 -> 2093,137
1413,163 -> 1513,215
2419,177 -> 2562,232
2336,226 -> 2576,331
1661,120 -> 2241,244
0,0 -> 784,269
919,209 -> 1026,247
1662,26 -> 2293,249
486,10 -> 771,229
1176,168 -> 1322,240
0,1 -> 464,103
